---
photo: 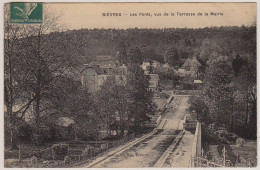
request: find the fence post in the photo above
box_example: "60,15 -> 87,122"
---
18,145 -> 21,161
223,146 -> 226,167
51,146 -> 54,160
36,157 -> 38,168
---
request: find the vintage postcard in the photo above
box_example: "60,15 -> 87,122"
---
2,1 -> 257,168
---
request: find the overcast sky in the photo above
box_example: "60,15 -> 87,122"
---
47,3 -> 256,29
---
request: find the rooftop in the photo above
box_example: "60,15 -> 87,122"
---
148,74 -> 159,81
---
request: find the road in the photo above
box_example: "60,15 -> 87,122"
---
80,95 -> 190,168
161,96 -> 188,130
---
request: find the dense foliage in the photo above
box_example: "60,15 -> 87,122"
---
48,26 -> 256,66
188,29 -> 256,140
94,64 -> 155,135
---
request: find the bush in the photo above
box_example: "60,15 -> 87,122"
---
181,82 -> 197,90
217,144 -> 237,166
226,133 -> 238,143
52,144 -> 69,160
82,145 -> 95,156
16,123 -> 33,143
202,124 -> 229,144
32,125 -> 56,145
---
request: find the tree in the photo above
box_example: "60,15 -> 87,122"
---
164,47 -> 179,68
127,64 -> 156,132
188,95 -> 209,123
190,39 -> 256,139
232,60 -> 256,139
197,38 -> 223,66
202,57 -> 234,128
232,53 -> 248,77
4,6 -> 88,144
142,47 -> 164,63
182,56 -> 203,79
4,5 -> 37,149
94,76 -> 129,136
127,47 -> 143,64
28,76 -> 95,141
94,64 -> 156,135
184,39 -> 192,46
116,41 -> 128,64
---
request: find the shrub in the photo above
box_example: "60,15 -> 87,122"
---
217,144 -> 237,166
236,137 -> 245,147
64,156 -> 71,165
226,133 -> 238,144
52,144 -> 69,160
82,145 -> 95,156
16,123 -> 33,143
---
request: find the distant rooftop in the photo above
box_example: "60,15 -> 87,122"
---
96,55 -> 113,61
194,80 -> 203,84
148,74 -> 159,81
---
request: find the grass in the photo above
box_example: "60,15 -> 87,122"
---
231,140 -> 257,167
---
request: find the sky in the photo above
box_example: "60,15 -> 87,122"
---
46,2 -> 256,30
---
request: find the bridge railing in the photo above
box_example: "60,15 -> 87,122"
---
183,122 -> 197,130
191,156 -> 223,167
166,91 -> 174,104
190,121 -> 202,167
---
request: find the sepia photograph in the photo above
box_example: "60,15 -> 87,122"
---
2,1 -> 257,168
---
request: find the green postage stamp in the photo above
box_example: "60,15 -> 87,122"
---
10,2 -> 43,23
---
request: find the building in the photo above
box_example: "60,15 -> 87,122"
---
141,59 -> 152,74
81,63 -> 127,92
182,57 -> 203,78
175,67 -> 187,77
148,74 -> 160,92
90,55 -> 118,69
162,63 -> 170,68
193,80 -> 202,84
152,60 -> 161,68
141,59 -> 163,74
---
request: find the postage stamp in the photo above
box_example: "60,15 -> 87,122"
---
10,2 -> 42,23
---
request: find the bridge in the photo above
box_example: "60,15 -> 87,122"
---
77,94 -> 201,168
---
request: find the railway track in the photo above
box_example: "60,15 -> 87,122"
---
82,129 -> 184,168
84,129 -> 159,168
79,95 -> 189,168
154,130 -> 185,167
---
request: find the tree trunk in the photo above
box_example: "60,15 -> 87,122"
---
119,111 -> 124,136
5,31 -> 17,149
34,29 -> 42,145
34,91 -> 41,145
245,93 -> 249,126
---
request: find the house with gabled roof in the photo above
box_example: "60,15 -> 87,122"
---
81,59 -> 127,92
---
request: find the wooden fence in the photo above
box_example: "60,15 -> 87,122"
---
190,145 -> 237,167
6,133 -> 136,167
191,157 -> 223,167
